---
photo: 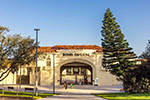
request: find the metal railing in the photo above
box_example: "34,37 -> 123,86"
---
0,84 -> 35,99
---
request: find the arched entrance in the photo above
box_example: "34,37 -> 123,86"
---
60,62 -> 93,85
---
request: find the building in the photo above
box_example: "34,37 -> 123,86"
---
0,45 -> 122,86
36,45 -> 122,86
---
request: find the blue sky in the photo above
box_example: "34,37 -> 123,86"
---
0,0 -> 150,56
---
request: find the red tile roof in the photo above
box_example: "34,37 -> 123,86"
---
38,45 -> 102,52
135,59 -> 147,61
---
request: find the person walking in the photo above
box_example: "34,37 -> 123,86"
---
71,82 -> 74,89
65,81 -> 68,89
63,81 -> 66,89
81,78 -> 84,85
79,78 -> 81,85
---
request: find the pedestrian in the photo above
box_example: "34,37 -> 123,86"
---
81,78 -> 84,85
65,81 -> 68,89
63,81 -> 66,89
79,78 -> 81,85
71,82 -> 74,89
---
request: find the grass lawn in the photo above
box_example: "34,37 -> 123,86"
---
92,92 -> 150,100
0,89 -> 59,99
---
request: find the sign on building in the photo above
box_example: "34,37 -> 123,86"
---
95,78 -> 98,86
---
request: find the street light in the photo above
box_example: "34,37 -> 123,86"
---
53,54 -> 55,94
34,29 -> 40,96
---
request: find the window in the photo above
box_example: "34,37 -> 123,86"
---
73,68 -> 79,74
42,66 -> 45,70
46,58 -> 51,66
27,67 -> 33,74
34,67 -> 40,73
66,68 -> 72,75
81,68 -> 85,75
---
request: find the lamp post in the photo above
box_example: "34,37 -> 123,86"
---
53,54 -> 55,94
34,29 -> 40,96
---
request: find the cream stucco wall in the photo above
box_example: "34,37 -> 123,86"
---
0,49 -> 122,86
0,70 -> 16,84
37,49 -> 122,86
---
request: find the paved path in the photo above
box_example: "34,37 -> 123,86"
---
40,94 -> 106,100
37,85 -> 123,100
0,85 -> 122,100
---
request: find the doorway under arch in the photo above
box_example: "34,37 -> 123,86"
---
60,62 -> 93,85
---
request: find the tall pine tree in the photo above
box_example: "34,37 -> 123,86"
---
101,8 -> 136,88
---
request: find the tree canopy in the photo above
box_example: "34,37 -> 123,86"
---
140,39 -> 150,60
101,8 -> 136,87
123,40 -> 150,93
0,26 -> 39,81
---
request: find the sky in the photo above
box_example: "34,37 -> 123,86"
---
0,0 -> 150,56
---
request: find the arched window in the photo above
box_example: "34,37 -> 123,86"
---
46,58 -> 51,66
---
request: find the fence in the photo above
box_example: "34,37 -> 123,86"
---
0,84 -> 35,99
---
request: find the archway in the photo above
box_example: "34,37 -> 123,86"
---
60,62 -> 93,85
55,58 -> 96,86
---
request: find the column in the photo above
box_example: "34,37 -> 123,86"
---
71,67 -> 73,75
79,67 -> 81,75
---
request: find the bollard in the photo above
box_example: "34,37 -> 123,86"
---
32,86 -> 35,99
17,85 -> 18,97
2,85 -> 4,96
